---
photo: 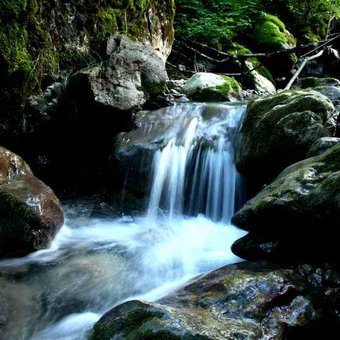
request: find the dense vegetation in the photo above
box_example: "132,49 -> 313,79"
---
175,0 -> 340,49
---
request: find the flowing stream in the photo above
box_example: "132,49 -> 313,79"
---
0,102 -> 247,340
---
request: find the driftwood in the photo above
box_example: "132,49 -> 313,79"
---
284,50 -> 325,90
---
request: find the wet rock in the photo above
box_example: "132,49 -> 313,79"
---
236,90 -> 336,183
315,86 -> 340,105
91,261 -> 321,340
232,143 -> 340,248
0,147 -> 63,257
307,137 -> 340,157
182,73 -> 243,102
293,77 -> 340,89
68,35 -> 168,112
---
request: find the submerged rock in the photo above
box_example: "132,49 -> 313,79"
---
0,147 -> 63,257
91,261 -> 323,339
182,73 -> 243,102
236,90 -> 336,183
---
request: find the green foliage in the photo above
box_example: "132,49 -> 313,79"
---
175,0 -> 262,48
261,0 -> 340,41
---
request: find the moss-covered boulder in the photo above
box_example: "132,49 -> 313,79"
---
182,73 -> 242,102
232,143 -> 340,263
236,90 -> 336,183
252,13 -> 296,78
91,261 -> 327,339
0,146 -> 63,257
253,13 -> 296,51
67,34 -> 168,112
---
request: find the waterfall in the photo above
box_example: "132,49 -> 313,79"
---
0,102 -> 247,340
146,102 -> 246,223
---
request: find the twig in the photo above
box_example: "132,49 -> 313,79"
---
284,49 -> 325,90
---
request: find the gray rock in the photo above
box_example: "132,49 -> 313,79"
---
182,73 -> 243,102
315,86 -> 340,104
91,261 -> 320,340
0,147 -> 64,257
236,90 -> 336,180
68,35 -> 168,112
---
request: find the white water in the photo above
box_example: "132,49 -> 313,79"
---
147,102 -> 245,223
0,102 -> 247,339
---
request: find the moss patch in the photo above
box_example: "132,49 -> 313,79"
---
253,13 -> 295,51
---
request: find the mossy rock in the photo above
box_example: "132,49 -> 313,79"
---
0,146 -> 64,257
253,13 -> 296,51
182,73 -> 242,102
294,77 -> 340,89
91,261 -> 322,339
252,13 -> 297,78
233,143 -> 340,236
236,90 -> 336,182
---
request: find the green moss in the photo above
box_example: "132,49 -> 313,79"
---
0,189 -> 40,257
91,302 -> 165,340
96,7 -> 120,43
253,13 -> 295,51
0,0 -> 28,19
0,23 -> 31,73
193,76 -> 242,101
227,42 -> 251,55
220,75 -> 242,92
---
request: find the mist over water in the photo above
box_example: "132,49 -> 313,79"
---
0,102 -> 247,340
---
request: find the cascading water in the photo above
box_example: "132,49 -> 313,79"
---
0,102 -> 247,340
146,102 -> 245,223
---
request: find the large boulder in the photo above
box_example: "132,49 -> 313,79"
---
68,35 -> 168,112
182,73 -> 243,102
0,147 -> 63,257
91,261 -> 332,339
236,90 -> 337,184
232,143 -> 340,262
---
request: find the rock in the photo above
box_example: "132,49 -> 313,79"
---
182,73 -> 243,102
244,60 -> 276,93
0,147 -> 63,257
91,261 -> 322,340
293,77 -> 340,89
0,0 -> 175,142
232,141 -> 340,263
68,35 -> 168,112
314,86 -> 340,105
307,137 -> 340,157
232,142 -> 340,235
236,90 -> 337,182
252,13 -> 296,78
166,79 -> 186,92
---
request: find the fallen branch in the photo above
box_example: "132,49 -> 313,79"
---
284,49 -> 325,90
